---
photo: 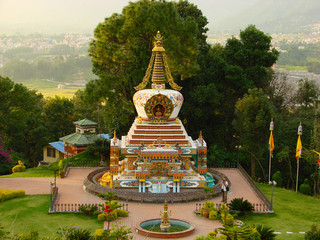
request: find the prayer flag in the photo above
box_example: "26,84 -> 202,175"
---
296,135 -> 302,161
312,150 -> 320,168
269,131 -> 275,153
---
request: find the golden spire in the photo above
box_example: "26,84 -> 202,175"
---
134,31 -> 182,91
113,130 -> 117,141
199,130 -> 203,141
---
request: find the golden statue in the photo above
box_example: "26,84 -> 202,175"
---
100,172 -> 113,188
160,199 -> 171,232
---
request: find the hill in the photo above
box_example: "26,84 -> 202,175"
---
214,0 -> 320,34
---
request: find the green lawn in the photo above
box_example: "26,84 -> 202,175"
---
17,79 -> 83,98
239,183 -> 320,240
0,195 -> 102,237
0,167 -> 54,178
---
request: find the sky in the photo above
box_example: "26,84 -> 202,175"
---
0,0 -> 259,35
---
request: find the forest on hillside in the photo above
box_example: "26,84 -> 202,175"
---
0,0 -> 320,196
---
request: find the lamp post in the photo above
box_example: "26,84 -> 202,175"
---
268,119 -> 274,183
268,180 -> 277,211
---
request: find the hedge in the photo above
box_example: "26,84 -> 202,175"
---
0,189 -> 25,202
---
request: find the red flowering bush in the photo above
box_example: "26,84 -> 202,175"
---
0,134 -> 14,175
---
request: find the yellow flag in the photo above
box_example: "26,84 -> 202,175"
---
296,135 -> 302,161
269,131 -> 275,152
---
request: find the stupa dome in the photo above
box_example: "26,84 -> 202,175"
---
133,89 -> 183,120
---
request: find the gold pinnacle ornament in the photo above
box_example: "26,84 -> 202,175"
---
134,31 -> 182,91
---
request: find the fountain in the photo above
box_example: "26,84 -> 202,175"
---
136,200 -> 195,238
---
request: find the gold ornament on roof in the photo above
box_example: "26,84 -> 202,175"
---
134,31 -> 182,91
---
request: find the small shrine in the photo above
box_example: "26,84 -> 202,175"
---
105,32 -> 207,193
60,118 -> 107,157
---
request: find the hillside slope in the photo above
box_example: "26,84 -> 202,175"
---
214,0 -> 320,34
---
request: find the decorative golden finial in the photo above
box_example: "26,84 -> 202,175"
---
134,31 -> 182,91
199,130 -> 203,141
113,130 -> 117,141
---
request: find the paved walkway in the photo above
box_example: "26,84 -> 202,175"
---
0,167 -> 266,240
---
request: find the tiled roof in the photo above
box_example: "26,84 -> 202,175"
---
60,133 -> 99,146
49,141 -> 65,152
73,118 -> 98,126
98,134 -> 110,140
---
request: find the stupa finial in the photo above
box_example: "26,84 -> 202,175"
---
134,31 -> 182,91
113,129 -> 117,141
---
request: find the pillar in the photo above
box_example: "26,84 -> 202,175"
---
139,182 -> 142,193
173,182 -> 176,193
143,182 -> 145,193
177,182 -> 180,193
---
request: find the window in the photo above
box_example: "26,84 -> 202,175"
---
47,147 -> 56,158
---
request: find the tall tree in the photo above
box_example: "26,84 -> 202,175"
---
43,96 -> 76,141
83,0 -> 208,135
0,76 -> 46,166
233,88 -> 275,179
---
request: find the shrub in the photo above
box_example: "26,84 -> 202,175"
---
115,209 -> 129,217
221,213 -> 234,226
209,210 -> 218,220
12,161 -> 26,173
12,230 -> 39,240
0,189 -> 25,202
78,204 -> 98,215
300,179 -> 312,195
58,225 -> 92,240
207,231 -> 217,237
271,171 -> 283,187
219,204 -> 229,215
98,213 -> 107,222
253,224 -> 276,240
104,200 -> 122,210
228,198 -> 254,215
203,186 -> 215,197
305,224 -> 320,240
98,191 -> 118,201
94,229 -> 105,239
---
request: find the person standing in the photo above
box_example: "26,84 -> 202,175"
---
220,178 -> 229,203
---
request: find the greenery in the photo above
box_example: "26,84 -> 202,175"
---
78,205 -> 99,216
0,166 -> 54,178
0,195 -> 102,237
238,183 -> 320,240
254,224 -> 276,240
271,171 -> 283,187
300,179 -> 312,195
56,225 -> 92,240
305,225 -> 320,240
228,197 -> 254,216
0,189 -> 25,202
12,161 -> 26,173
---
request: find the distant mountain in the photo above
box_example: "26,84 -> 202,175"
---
213,0 -> 320,34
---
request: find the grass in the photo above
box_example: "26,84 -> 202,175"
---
16,79 -> 83,98
0,167 -> 54,178
239,183 -> 320,240
0,195 -> 102,237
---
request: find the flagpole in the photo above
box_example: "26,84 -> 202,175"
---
296,123 -> 302,193
268,119 -> 274,183
296,158 -> 299,192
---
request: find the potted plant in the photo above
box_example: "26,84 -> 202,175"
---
201,201 -> 216,218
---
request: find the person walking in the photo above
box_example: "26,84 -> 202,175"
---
220,177 -> 229,203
